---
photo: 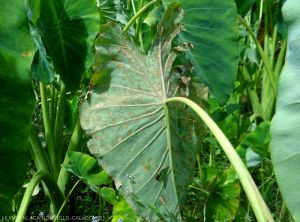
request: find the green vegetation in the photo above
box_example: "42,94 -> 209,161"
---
0,0 -> 299,221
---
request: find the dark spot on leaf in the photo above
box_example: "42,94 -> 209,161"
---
155,168 -> 169,184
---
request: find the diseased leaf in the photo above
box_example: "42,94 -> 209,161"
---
0,0 -> 34,215
80,4 -> 202,221
164,0 -> 239,103
270,0 -> 300,220
27,0 -> 99,90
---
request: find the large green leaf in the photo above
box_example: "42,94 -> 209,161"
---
27,0 -> 99,89
270,0 -> 300,220
80,4 -> 201,221
0,0 -> 34,215
164,0 -> 239,103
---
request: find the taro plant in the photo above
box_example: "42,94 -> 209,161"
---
1,0 -> 300,221
1,0 -> 100,219
80,2 -> 272,221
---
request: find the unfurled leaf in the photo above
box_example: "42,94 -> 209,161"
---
270,0 -> 300,220
27,0 -> 99,90
80,4 -> 202,221
0,0 -> 34,215
237,122 -> 271,162
63,151 -> 112,192
163,0 -> 239,103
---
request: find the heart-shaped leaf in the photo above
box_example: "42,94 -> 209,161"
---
164,0 -> 239,103
270,0 -> 300,220
0,0 -> 34,215
27,0 -> 99,90
80,4 -> 202,221
63,151 -> 112,192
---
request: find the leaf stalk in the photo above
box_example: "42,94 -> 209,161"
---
123,0 -> 157,32
165,97 -> 274,222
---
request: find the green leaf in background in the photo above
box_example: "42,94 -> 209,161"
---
164,0 -> 239,103
270,0 -> 300,220
98,0 -> 116,23
112,198 -> 139,222
29,24 -> 55,84
80,4 -> 202,221
235,0 -> 256,16
97,0 -> 127,24
63,151 -> 112,192
237,122 -> 271,166
100,187 -> 118,205
205,167 -> 240,222
0,0 -> 34,215
27,0 -> 99,90
100,187 -> 139,222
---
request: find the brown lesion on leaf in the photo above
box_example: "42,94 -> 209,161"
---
22,51 -> 32,57
144,158 -> 152,171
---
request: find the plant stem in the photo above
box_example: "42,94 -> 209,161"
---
16,171 -> 45,222
40,83 -> 58,178
238,16 -> 277,95
240,67 -> 263,118
57,119 -> 83,195
130,0 -> 137,14
29,127 -> 53,174
54,84 -> 66,167
53,180 -> 81,222
274,39 -> 287,78
123,0 -> 157,32
165,97 -> 274,222
16,171 -> 64,222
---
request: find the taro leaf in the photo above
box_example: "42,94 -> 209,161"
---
98,0 -> 127,25
238,122 -> 271,161
0,0 -> 34,215
29,24 -> 55,84
63,151 -> 112,192
163,0 -> 239,103
80,4 -> 201,221
97,0 -> 117,23
27,0 -> 99,90
270,0 -> 300,220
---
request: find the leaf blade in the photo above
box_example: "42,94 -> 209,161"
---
0,0 -> 34,215
28,0 -> 99,89
270,0 -> 300,220
80,4 -> 201,220
163,0 -> 239,102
